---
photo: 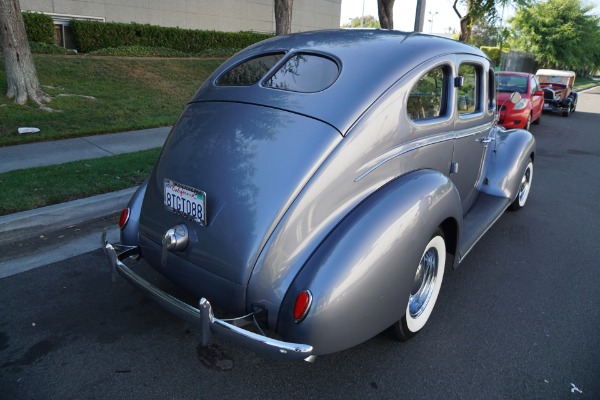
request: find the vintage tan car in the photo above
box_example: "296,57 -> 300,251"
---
536,69 -> 577,117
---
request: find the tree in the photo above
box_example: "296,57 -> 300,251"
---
274,0 -> 293,36
509,0 -> 600,72
453,0 -> 496,43
378,0 -> 395,29
471,16 -> 501,47
0,0 -> 49,105
341,15 -> 381,29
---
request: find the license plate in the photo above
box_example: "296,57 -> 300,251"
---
164,179 -> 207,225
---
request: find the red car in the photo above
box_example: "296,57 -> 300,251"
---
495,72 -> 544,131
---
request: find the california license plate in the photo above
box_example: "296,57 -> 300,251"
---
164,179 -> 207,225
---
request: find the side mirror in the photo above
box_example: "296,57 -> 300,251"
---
533,90 -> 544,97
509,92 -> 522,104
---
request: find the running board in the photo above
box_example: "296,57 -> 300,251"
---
458,193 -> 511,262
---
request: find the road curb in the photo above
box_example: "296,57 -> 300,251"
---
0,186 -> 137,247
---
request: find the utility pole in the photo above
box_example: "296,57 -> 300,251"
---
414,0 -> 426,32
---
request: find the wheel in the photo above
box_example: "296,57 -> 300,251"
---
571,98 -> 577,113
391,230 -> 446,341
562,109 -> 570,117
525,113 -> 532,131
509,160 -> 533,211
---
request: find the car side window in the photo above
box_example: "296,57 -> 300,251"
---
407,66 -> 447,121
264,53 -> 339,93
217,53 -> 285,86
532,76 -> 541,94
457,64 -> 481,115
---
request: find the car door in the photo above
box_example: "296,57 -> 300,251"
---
451,59 -> 494,212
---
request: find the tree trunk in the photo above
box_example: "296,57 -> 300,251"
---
274,0 -> 293,36
458,15 -> 473,43
378,0 -> 395,30
0,0 -> 49,105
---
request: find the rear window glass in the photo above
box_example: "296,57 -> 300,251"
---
264,54 -> 339,93
217,53 -> 284,86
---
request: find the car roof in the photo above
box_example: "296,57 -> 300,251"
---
536,69 -> 576,77
192,29 -> 489,134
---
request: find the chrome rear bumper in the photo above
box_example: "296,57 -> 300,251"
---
101,234 -> 314,361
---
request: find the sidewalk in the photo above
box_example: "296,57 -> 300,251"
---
0,127 -> 170,277
0,126 -> 170,173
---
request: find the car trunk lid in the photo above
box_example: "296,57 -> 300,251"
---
138,101 -> 341,308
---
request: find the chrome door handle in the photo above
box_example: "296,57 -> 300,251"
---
479,137 -> 494,143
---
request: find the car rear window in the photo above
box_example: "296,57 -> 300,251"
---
264,54 -> 339,93
217,53 -> 285,86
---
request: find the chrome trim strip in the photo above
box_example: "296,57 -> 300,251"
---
354,132 -> 455,182
454,122 -> 494,139
355,122 -> 494,182
102,237 -> 314,361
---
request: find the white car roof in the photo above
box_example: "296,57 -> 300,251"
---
536,69 -> 576,77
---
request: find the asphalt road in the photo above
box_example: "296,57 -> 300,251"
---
1,87 -> 599,400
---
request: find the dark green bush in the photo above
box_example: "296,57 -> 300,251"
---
88,46 -> 190,57
87,45 -> 238,58
29,41 -> 73,55
22,12 -> 55,45
72,20 -> 271,54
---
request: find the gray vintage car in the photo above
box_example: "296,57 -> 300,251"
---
102,30 -> 535,361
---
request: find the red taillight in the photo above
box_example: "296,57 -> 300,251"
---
293,290 -> 312,322
119,208 -> 130,229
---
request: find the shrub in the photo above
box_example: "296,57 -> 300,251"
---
22,12 -> 55,45
29,41 -> 73,55
72,20 -> 272,54
88,46 -> 190,57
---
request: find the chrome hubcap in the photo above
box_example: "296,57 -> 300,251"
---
518,166 -> 532,205
409,247 -> 439,318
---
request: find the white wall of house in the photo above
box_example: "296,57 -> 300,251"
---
20,0 -> 342,34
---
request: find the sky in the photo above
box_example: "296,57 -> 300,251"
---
340,0 -> 600,35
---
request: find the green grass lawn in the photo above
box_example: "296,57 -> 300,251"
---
0,148 -> 160,216
0,55 -> 225,147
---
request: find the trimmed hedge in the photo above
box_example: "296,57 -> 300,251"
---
22,12 -> 55,45
72,20 -> 272,54
480,46 -> 509,66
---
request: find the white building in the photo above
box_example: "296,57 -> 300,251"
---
21,0 -> 342,47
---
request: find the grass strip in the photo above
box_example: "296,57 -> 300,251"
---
0,148 -> 160,216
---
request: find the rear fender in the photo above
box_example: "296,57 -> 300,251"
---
480,128 -> 535,201
120,178 -> 148,247
276,169 -> 461,355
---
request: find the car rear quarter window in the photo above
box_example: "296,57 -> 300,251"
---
407,66 -> 448,121
264,54 -> 339,93
217,53 -> 285,86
